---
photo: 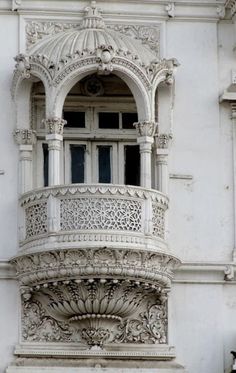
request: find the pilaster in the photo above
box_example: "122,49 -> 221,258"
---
155,134 -> 172,195
13,129 -> 36,193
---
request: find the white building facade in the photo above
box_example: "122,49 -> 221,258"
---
1,1 -> 236,372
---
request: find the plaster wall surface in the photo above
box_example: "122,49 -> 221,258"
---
167,20 -> 233,261
0,15 -> 18,259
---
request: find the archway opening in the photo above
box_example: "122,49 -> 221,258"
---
62,73 -> 140,187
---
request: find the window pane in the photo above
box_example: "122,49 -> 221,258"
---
122,113 -> 138,129
98,112 -> 119,129
43,143 -> 48,187
125,145 -> 140,186
98,146 -> 111,183
64,111 -> 85,128
71,145 -> 85,183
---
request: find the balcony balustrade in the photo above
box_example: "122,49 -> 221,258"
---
19,183 -> 169,253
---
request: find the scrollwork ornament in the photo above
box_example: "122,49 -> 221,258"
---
115,303 -> 168,344
22,299 -> 75,342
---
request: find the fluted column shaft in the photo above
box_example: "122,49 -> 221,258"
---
44,118 -> 66,186
134,121 -> 157,189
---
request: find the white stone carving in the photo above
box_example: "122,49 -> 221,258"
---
134,121 -> 157,137
43,117 -> 66,135
12,244 -> 180,347
26,22 -> 80,50
216,5 -> 226,19
14,54 -> 31,79
12,248 -> 180,290
20,184 -> 168,243
107,24 -> 160,57
60,197 -> 142,232
12,0 -> 21,11
225,0 -> 236,17
25,202 -> 47,238
13,129 -> 36,145
155,133 -> 172,149
165,3 -> 175,18
115,303 -> 167,344
22,299 -> 75,342
152,203 -> 165,238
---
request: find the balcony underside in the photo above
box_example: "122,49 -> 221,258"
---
12,184 -> 180,353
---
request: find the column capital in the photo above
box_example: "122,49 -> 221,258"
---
134,121 -> 158,137
13,129 -> 36,146
155,133 -> 172,150
43,117 -> 67,137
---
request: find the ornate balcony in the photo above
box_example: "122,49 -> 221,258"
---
11,184 -> 180,358
18,183 -> 169,253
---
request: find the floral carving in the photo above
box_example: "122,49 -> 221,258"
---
21,280 -> 168,346
22,299 -> 75,342
26,21 -> 80,50
107,24 -> 160,57
115,303 -> 167,344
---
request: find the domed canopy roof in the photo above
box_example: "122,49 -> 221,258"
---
29,1 -> 157,67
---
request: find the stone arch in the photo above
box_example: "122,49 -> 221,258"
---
49,62 -> 152,122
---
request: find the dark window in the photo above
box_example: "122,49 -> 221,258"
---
125,145 -> 140,186
122,113 -> 138,129
98,146 -> 111,183
70,145 -> 85,183
98,112 -> 119,129
64,111 -> 85,128
43,143 -> 49,187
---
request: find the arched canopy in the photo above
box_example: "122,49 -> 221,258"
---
12,1 -> 179,123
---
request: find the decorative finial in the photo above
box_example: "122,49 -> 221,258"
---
81,1 -> 105,29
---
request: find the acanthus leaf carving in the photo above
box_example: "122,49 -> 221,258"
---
115,303 -> 167,344
22,299 -> 76,342
26,21 -> 80,50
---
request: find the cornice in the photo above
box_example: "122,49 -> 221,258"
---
0,1 -> 226,21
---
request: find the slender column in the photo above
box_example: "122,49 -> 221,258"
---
14,129 -> 36,193
155,134 -> 172,194
43,118 -> 66,186
134,121 -> 157,189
